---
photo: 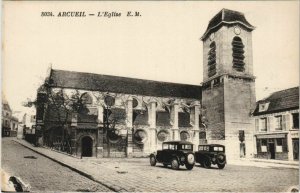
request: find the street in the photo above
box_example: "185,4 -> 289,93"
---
1,138 -> 111,192
2,138 -> 299,192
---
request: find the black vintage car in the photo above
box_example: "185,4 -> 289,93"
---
149,141 -> 195,170
195,144 -> 226,169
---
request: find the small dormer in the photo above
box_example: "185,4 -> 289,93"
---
258,101 -> 270,112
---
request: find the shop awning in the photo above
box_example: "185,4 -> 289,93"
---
256,133 -> 286,139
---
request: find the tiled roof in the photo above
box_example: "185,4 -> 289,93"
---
253,87 -> 299,116
49,69 -> 201,99
201,9 -> 255,40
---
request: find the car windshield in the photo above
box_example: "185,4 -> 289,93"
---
198,146 -> 209,151
181,144 -> 192,150
213,146 -> 224,152
162,143 -> 177,150
162,144 -> 169,150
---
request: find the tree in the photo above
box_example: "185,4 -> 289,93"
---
24,87 -> 89,153
92,93 -> 129,157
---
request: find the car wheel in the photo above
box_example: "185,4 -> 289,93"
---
216,153 -> 226,165
203,158 -> 211,169
171,158 -> 179,170
150,155 -> 156,166
185,164 -> 194,170
217,164 -> 225,169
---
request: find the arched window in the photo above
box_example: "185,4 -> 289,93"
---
81,93 -> 93,104
132,98 -> 139,108
208,41 -> 217,77
232,36 -> 245,71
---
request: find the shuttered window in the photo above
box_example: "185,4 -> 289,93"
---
285,114 -> 290,130
292,113 -> 299,129
282,114 -> 290,130
260,118 -> 267,132
232,36 -> 245,72
275,116 -> 282,130
255,119 -> 259,132
208,41 -> 217,77
267,117 -> 272,132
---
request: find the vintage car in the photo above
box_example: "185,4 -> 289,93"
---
149,141 -> 195,170
195,144 -> 226,169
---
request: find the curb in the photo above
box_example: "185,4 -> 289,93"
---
13,139 -> 120,192
249,159 -> 299,166
42,146 -> 81,159
232,159 -> 299,169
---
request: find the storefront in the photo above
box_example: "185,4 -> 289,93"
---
255,133 -> 288,160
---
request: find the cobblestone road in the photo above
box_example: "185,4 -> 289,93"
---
4,138 -> 299,192
89,158 -> 299,192
1,138 -> 111,192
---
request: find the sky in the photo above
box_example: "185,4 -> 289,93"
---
2,1 -> 299,113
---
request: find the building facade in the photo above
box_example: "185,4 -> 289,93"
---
253,87 -> 299,161
37,69 -> 203,158
2,98 -> 18,137
23,113 -> 37,135
36,9 -> 260,160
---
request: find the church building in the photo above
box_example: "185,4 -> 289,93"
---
201,9 -> 256,160
36,9 -> 257,161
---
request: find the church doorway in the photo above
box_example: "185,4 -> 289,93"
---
81,136 -> 93,157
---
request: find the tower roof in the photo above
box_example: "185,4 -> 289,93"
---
201,9 -> 255,40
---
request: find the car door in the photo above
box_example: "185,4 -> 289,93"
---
167,144 -> 177,163
157,143 -> 169,162
156,150 -> 163,162
163,149 -> 171,163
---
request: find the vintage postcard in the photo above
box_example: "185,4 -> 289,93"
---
1,1 -> 299,192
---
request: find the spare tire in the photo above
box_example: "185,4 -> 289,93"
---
186,153 -> 195,165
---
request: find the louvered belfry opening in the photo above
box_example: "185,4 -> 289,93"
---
208,41 -> 217,77
232,36 -> 245,72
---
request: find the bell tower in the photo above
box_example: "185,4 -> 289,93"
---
201,9 -> 256,160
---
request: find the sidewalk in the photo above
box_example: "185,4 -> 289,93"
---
229,158 -> 298,169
